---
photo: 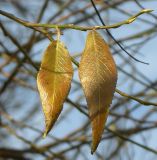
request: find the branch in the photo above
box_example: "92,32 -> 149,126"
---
106,127 -> 157,155
0,148 -> 30,160
116,88 -> 157,106
90,0 -> 150,65
0,9 -> 153,31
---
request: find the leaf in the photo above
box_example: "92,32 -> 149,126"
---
37,40 -> 73,137
79,30 -> 117,154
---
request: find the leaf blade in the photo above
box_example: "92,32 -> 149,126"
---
79,31 -> 117,153
37,40 -> 73,136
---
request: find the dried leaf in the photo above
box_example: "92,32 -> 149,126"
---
37,40 -> 73,137
79,30 -> 117,153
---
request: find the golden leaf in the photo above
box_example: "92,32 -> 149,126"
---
37,40 -> 73,137
79,30 -> 117,153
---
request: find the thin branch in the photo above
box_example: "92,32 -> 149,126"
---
116,89 -> 157,106
0,9 -> 153,31
90,0 -> 150,65
106,127 -> 157,155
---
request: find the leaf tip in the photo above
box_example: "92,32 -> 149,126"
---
91,149 -> 95,155
91,142 -> 98,155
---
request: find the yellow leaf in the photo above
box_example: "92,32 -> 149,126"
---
79,30 -> 117,154
37,40 -> 73,137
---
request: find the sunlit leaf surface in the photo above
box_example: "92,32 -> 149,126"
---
37,40 -> 73,137
79,30 -> 117,153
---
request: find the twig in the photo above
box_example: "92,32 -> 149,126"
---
90,0 -> 150,64
107,127 -> 157,155
0,9 -> 153,31
116,89 -> 157,107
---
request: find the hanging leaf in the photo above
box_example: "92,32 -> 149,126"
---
37,40 -> 73,137
79,30 -> 117,154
